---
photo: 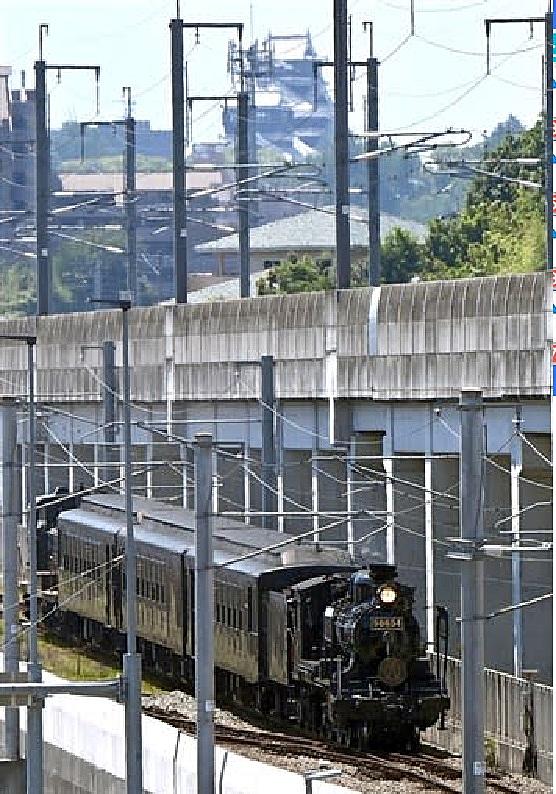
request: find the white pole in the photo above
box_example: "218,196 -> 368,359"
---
346,436 -> 356,560
460,390 -> 485,794
511,408 -> 523,678
384,407 -> 395,564
424,410 -> 434,653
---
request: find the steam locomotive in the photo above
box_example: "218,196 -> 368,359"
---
39,492 -> 449,750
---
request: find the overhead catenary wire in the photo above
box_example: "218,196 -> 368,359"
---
517,431 -> 552,468
458,592 -> 553,623
435,414 -> 551,491
0,554 -> 126,657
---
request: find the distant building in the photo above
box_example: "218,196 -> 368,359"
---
0,67 -> 11,213
224,31 -> 333,159
0,69 -> 36,218
195,207 -> 426,277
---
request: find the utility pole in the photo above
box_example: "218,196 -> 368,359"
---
35,27 -> 48,317
363,22 -> 380,286
92,297 -> 142,794
237,90 -> 250,297
121,297 -> 142,794
34,24 -> 100,316
1,397 -> 20,761
510,407 -> 523,678
80,105 -> 137,305
171,19 -> 245,302
26,337 -> 40,794
334,0 -> 350,289
459,390 -> 485,794
123,87 -> 137,302
186,89 -> 250,295
228,36 -> 271,298
22,340 -> 40,794
261,356 -> 277,530
194,433 -> 214,794
171,14 -> 187,303
0,336 -> 40,793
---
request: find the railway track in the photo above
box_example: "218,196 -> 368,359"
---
143,705 -> 525,794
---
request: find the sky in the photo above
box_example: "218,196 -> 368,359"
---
0,0 -> 550,147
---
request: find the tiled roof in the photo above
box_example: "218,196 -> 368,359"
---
196,208 -> 426,253
59,171 -> 222,193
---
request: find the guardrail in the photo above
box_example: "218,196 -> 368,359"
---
425,656 -> 552,786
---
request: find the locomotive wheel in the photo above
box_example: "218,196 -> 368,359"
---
400,727 -> 420,753
356,723 -> 369,750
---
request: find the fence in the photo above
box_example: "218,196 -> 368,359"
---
425,657 -> 552,786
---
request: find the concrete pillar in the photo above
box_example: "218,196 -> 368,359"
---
1,398 -> 20,760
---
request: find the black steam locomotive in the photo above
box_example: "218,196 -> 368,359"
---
42,493 -> 448,750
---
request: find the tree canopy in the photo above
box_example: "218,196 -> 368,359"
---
256,255 -> 334,295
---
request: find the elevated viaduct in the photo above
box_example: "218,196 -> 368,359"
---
0,271 -> 551,680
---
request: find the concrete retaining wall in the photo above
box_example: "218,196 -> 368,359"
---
3,670 -> 356,794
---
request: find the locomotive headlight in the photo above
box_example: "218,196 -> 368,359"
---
378,585 -> 397,604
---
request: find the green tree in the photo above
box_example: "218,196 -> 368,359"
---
421,118 -> 545,280
380,228 -> 427,284
256,255 -> 333,295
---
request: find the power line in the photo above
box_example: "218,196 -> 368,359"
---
517,431 -> 552,468
415,33 -> 542,58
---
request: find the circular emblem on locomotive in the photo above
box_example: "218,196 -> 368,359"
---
377,656 -> 408,687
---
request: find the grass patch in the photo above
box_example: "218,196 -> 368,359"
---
20,631 -> 169,696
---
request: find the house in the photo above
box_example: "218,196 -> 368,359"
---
195,206 -> 426,277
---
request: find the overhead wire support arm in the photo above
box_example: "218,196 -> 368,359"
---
79,102 -> 137,302
34,22 -> 101,316
186,94 -> 237,145
483,13 -> 551,270
170,19 -> 244,304
484,17 -> 544,75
